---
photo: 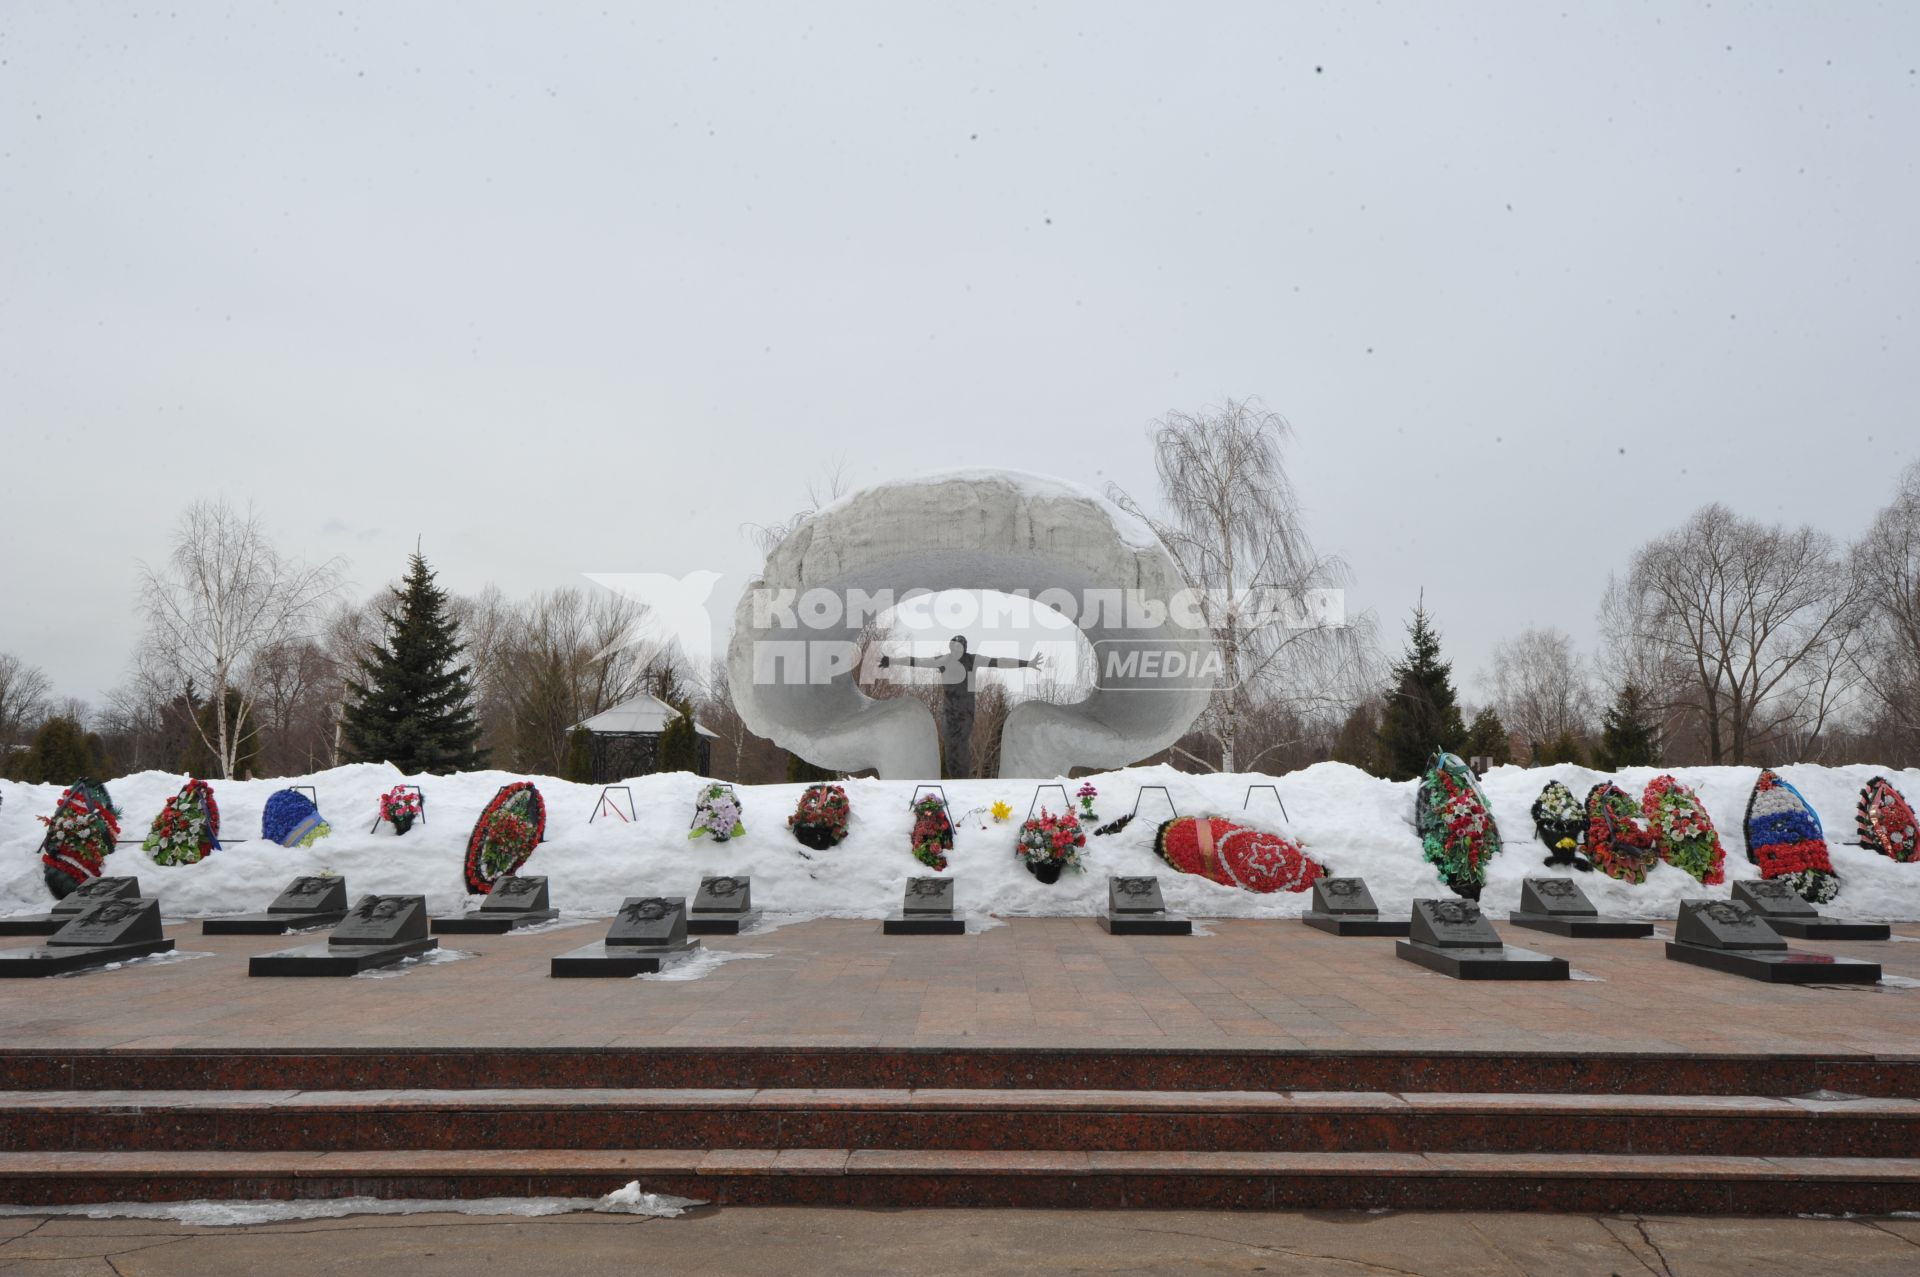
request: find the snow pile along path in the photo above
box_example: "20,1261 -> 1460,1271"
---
3,761 -> 1918,923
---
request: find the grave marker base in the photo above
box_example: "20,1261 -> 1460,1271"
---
1507,914 -> 1654,939
0,938 -> 175,977
203,912 -> 348,935
1395,941 -> 1569,980
0,917 -> 70,937
1665,941 -> 1881,984
687,910 -> 758,936
431,909 -> 560,935
549,939 -> 700,977
1760,918 -> 1892,942
884,915 -> 967,935
1303,912 -> 1409,937
248,938 -> 437,977
1098,912 -> 1192,936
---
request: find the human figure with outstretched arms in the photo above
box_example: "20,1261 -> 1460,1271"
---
879,636 -> 1044,779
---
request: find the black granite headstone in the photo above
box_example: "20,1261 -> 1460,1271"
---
56,877 -> 143,914
1408,899 -> 1504,948
1302,876 -> 1409,937
481,875 -> 552,912
0,876 -> 144,937
885,876 -> 964,935
203,876 -> 351,935
606,897 -> 688,947
1730,880 -> 1889,941
248,894 -> 437,976
550,896 -> 700,976
1675,900 -> 1786,950
1521,878 -> 1597,917
1396,898 -> 1569,980
1508,877 -> 1654,939
903,878 -> 955,914
0,897 -> 174,977
1732,880 -> 1816,917
687,876 -> 758,935
48,898 -> 165,948
269,876 -> 350,915
1109,876 -> 1167,914
1313,877 -> 1379,915
432,875 -> 560,933
329,895 -> 430,946
1666,899 -> 1880,984
1099,875 -> 1190,936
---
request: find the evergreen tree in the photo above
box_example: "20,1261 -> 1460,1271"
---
182,690 -> 258,778
19,717 -> 100,785
1534,729 -> 1585,766
1595,682 -> 1660,769
563,727 -> 595,783
785,751 -> 834,783
656,708 -> 699,774
1329,699 -> 1381,774
1464,707 -> 1513,768
342,552 -> 486,773
1375,603 -> 1468,781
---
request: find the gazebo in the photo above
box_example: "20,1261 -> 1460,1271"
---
572,695 -> 716,782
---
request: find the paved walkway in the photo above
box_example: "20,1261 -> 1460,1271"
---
2,918 -> 1916,1055
4,1206 -> 1920,1275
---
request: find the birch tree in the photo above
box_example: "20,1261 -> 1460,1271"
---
1109,398 -> 1375,772
136,500 -> 342,779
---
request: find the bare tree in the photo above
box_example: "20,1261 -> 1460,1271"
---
1486,627 -> 1593,757
0,654 -> 52,752
1108,398 -> 1376,771
1609,503 -> 1865,765
499,586 -> 659,772
135,500 -> 343,779
1853,460 -> 1920,760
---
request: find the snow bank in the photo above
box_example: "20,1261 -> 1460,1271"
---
4,761 -> 1919,923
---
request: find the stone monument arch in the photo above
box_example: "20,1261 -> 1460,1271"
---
725,470 -> 1214,778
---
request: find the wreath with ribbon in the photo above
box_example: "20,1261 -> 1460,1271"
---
1154,816 -> 1325,893
39,779 -> 120,899
144,779 -> 221,866
465,782 -> 546,893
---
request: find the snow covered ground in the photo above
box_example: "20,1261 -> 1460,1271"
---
3,761 -> 1919,924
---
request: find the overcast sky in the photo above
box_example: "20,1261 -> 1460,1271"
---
3,2 -> 1916,710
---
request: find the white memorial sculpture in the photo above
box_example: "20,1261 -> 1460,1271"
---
725,470 -> 1214,778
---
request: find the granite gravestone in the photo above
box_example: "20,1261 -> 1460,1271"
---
551,896 -> 700,977
0,897 -> 174,977
203,876 -> 351,935
687,875 -> 758,936
248,894 -> 437,976
1098,874 -> 1191,936
432,875 -> 560,934
1395,898 -> 1569,980
1731,880 -> 1890,941
885,876 -> 965,935
0,876 -> 144,936
1665,899 -> 1880,984
1302,876 -> 1409,937
1507,877 -> 1654,939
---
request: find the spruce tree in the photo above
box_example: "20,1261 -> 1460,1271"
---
22,717 -> 100,785
1375,603 -> 1468,781
563,727 -> 595,783
1464,707 -> 1513,768
1595,682 -> 1660,769
656,708 -> 698,773
342,552 -> 486,773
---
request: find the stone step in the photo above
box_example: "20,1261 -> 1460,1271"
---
2,1047 -> 1914,1097
3,1088 -> 1916,1158
1,1147 -> 1916,1213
